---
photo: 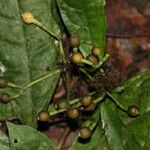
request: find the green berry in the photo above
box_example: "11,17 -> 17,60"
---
21,12 -> 35,24
0,77 -> 8,88
70,36 -> 80,48
92,46 -> 101,56
0,93 -> 11,103
127,105 -> 140,117
80,95 -> 92,107
86,55 -> 98,64
79,127 -> 92,139
38,110 -> 50,122
71,52 -> 83,64
57,100 -> 67,109
83,102 -> 96,112
67,108 -> 80,119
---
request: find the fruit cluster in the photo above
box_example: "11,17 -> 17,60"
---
37,94 -> 140,139
0,12 -> 140,142
70,36 -> 103,67
38,95 -> 97,139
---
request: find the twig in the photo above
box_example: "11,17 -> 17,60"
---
33,19 -> 60,40
105,91 -> 127,112
57,127 -> 71,150
11,69 -> 60,100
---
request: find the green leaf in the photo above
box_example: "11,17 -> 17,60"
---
51,0 -> 65,32
69,126 -> 108,150
0,0 -> 60,127
112,70 -> 150,113
7,122 -> 55,150
56,0 -> 106,58
101,104 -> 141,150
104,70 -> 150,149
0,130 -> 10,150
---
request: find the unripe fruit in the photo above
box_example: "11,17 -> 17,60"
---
86,55 -> 98,64
80,95 -> 92,107
71,52 -> 83,64
38,111 -> 50,122
21,12 -> 35,24
127,105 -> 140,117
0,93 -> 11,103
92,46 -> 101,56
0,77 -> 8,88
57,100 -> 67,109
67,108 -> 80,119
83,102 -> 96,112
79,127 -> 92,139
70,36 -> 80,48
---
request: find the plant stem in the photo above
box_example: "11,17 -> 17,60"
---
57,127 -> 70,150
90,121 -> 97,130
72,47 -> 78,53
79,68 -> 94,81
65,72 -> 71,105
48,98 -> 79,116
82,59 -> 93,66
68,134 -> 78,150
11,69 -> 60,100
24,69 -> 60,90
96,53 -> 109,68
33,19 -> 59,40
94,93 -> 106,103
7,82 -> 22,89
59,40 -> 67,64
48,92 -> 103,117
69,98 -> 79,105
59,40 -> 71,106
50,108 -> 66,116
12,90 -> 24,99
105,91 -> 127,112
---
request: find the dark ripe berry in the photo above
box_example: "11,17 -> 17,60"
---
92,46 -> 101,56
67,108 -> 80,119
57,100 -> 67,109
80,95 -> 92,107
71,52 -> 83,64
83,102 -> 96,112
86,55 -> 98,64
38,111 -> 50,122
70,36 -> 80,48
0,77 -> 8,88
127,105 -> 140,117
79,127 -> 92,139
0,93 -> 11,103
